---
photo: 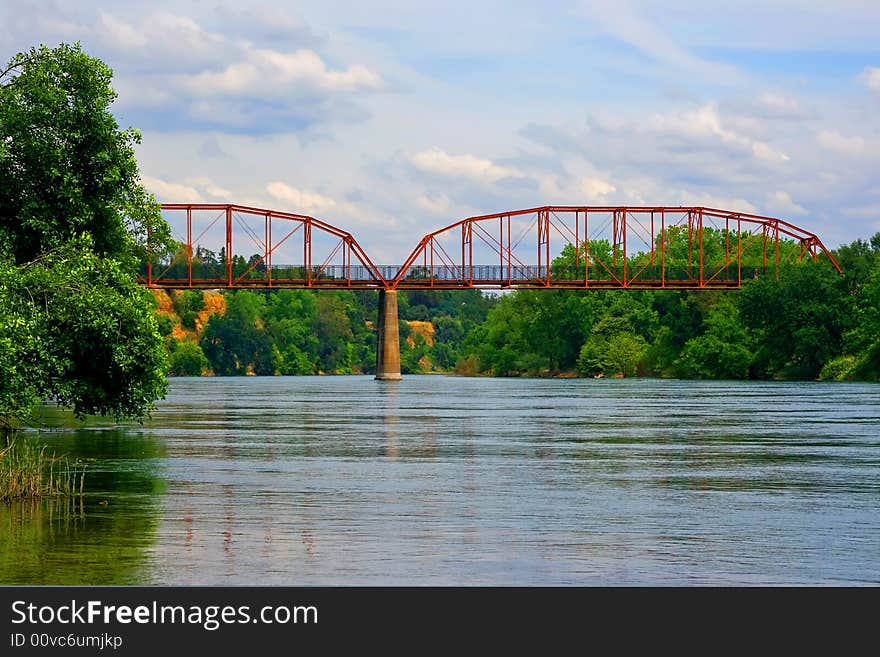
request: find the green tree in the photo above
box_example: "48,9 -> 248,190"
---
606,332 -> 647,378
0,44 -> 169,427
849,267 -> 880,378
172,290 -> 205,317
825,237 -> 880,380
265,290 -> 318,375
1,239 -> 167,424
155,314 -> 174,337
314,292 -> 354,373
0,43 -> 170,265
200,291 -> 275,376
576,316 -> 646,377
675,299 -> 754,379
739,261 -> 851,379
168,342 -> 209,376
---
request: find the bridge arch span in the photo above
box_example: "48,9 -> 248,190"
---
147,204 -> 387,289
392,206 -> 841,290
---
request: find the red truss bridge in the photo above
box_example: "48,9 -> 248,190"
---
144,204 -> 841,291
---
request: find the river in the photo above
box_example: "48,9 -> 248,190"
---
1,376 -> 878,585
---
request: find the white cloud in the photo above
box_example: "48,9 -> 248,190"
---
99,13 -> 149,50
112,77 -> 173,109
266,182 -> 337,213
859,66 -> 880,93
677,191 -> 757,214
737,91 -> 808,120
98,12 -> 224,66
532,171 -> 563,198
648,103 -> 789,163
142,176 -> 204,203
817,130 -> 865,156
416,193 -> 453,215
142,176 -> 230,201
766,191 -> 807,216
59,11 -> 383,132
757,92 -> 801,115
186,48 -> 381,98
579,177 -> 617,201
188,177 -> 231,199
409,148 -> 524,184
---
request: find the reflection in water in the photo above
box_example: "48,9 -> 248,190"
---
2,377 -> 879,585
380,381 -> 400,460
0,430 -> 165,584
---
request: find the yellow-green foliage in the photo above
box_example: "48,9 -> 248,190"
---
0,437 -> 85,502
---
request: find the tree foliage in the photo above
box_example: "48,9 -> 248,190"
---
1,239 -> 167,423
167,342 -> 208,377
0,43 -> 169,426
456,232 -> 879,382
0,43 -> 170,264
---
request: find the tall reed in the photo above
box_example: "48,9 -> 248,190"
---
0,436 -> 86,502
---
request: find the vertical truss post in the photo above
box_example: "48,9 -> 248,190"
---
661,210 -> 666,289
344,239 -> 350,287
187,206 -> 193,288
225,206 -> 232,288
545,211 -> 550,285
687,210 -> 694,277
469,222 -> 474,286
622,210 -> 628,287
537,211 -> 543,283
698,209 -> 704,287
499,216 -> 503,281
737,217 -> 742,285
584,210 -> 589,287
305,221 -> 312,286
762,224 -> 768,275
507,214 -> 512,287
775,222 -> 780,280
613,210 -> 619,273
537,210 -> 550,285
267,213 -> 272,287
461,223 -> 467,286
724,216 -> 730,281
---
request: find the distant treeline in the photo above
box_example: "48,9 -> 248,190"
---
157,287 -> 496,377
157,231 -> 880,382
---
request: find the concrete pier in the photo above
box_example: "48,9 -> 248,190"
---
375,289 -> 402,380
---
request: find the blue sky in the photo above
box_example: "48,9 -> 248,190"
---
2,0 -> 878,260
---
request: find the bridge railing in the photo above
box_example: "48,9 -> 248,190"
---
392,264 -> 752,287
143,263 -> 389,287
142,262 -> 767,288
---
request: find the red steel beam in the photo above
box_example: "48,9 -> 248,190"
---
145,204 -> 841,290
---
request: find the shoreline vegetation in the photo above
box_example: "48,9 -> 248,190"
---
0,436 -> 85,503
157,231 -> 880,384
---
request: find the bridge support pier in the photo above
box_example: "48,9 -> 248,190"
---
375,289 -> 402,380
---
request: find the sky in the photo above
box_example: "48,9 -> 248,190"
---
2,0 -> 879,261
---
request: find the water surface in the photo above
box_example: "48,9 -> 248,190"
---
2,377 -> 878,585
